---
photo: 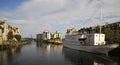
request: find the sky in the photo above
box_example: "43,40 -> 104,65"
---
0,0 -> 120,38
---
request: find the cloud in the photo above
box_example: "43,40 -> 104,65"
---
0,0 -> 120,38
15,0 -> 71,18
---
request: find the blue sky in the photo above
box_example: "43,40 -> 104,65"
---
0,0 -> 120,38
0,0 -> 27,10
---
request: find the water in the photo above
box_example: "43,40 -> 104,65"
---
0,42 -> 120,65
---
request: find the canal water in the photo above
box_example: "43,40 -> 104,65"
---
0,42 -> 120,65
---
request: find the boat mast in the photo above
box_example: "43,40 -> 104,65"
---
99,0 -> 102,41
100,4 -> 102,34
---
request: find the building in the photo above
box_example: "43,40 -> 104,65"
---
52,31 -> 62,40
36,30 -> 51,42
42,30 -> 51,40
0,29 -> 3,44
0,20 -> 9,41
0,20 -> 21,42
11,27 -> 20,35
36,30 -> 62,43
36,33 -> 44,42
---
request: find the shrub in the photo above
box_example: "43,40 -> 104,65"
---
14,35 -> 21,41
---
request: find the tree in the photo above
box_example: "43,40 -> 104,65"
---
14,35 -> 21,41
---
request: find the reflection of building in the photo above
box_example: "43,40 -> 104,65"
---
46,44 -> 50,55
0,51 -> 8,65
53,44 -> 63,54
63,48 -> 118,65
36,43 -> 63,56
0,47 -> 21,65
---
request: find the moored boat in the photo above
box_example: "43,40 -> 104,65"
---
63,28 -> 119,55
63,4 -> 119,55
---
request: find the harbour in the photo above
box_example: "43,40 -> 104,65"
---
0,16 -> 119,65
0,0 -> 120,65
0,18 -> 119,65
0,42 -> 120,65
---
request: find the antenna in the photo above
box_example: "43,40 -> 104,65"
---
98,0 -> 103,41
100,5 -> 102,34
99,0 -> 103,34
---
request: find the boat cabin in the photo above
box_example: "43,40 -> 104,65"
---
85,33 -> 106,45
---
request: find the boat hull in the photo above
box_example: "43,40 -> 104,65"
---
63,40 -> 119,54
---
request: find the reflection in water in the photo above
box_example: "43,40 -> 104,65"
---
36,42 -> 63,56
63,47 -> 118,65
35,42 -> 65,65
0,42 -> 119,65
0,47 -> 21,65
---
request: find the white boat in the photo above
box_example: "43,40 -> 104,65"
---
63,28 -> 119,55
63,3 -> 119,55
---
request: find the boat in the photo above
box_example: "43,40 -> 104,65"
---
63,28 -> 119,55
53,40 -> 62,44
63,4 -> 119,55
